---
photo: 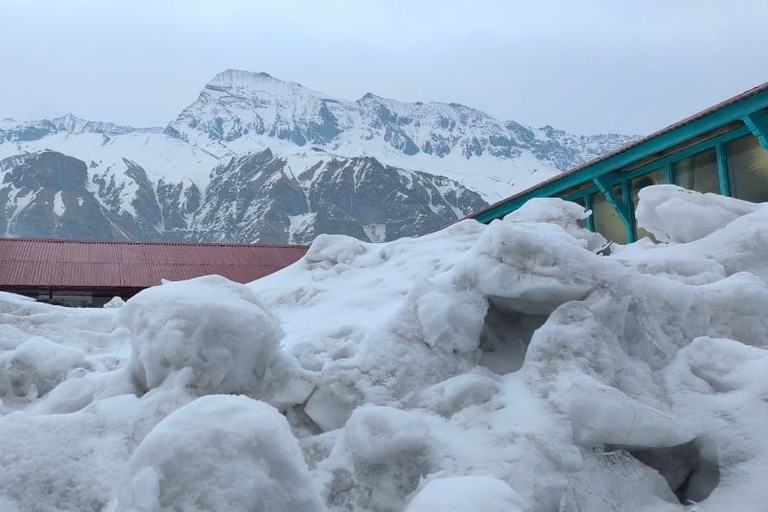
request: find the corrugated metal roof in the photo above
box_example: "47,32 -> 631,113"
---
0,238 -> 308,290
469,79 -> 768,220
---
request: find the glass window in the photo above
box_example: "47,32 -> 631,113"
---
591,186 -> 627,244
630,168 -> 666,241
726,135 -> 768,203
673,149 -> 720,194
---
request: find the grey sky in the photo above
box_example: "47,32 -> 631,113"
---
1,0 -> 766,135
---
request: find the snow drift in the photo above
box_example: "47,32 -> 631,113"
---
1,185 -> 768,512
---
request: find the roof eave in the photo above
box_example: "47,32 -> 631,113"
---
470,82 -> 768,223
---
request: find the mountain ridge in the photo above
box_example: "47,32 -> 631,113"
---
0,70 -> 638,244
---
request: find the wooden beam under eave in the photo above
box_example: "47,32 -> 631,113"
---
743,111 -> 768,155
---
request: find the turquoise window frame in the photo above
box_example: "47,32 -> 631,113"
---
598,125 -> 753,243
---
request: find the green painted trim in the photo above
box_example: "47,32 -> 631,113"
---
715,142 -> 731,196
619,126 -> 750,182
620,179 -> 634,242
473,90 -> 768,223
474,125 -> 753,223
744,111 -> 768,154
584,193 -> 594,231
593,174 -> 631,227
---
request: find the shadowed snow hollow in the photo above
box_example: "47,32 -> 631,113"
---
1,185 -> 768,512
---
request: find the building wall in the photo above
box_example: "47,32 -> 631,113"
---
2,288 -> 140,307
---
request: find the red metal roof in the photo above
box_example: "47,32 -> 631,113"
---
0,238 -> 308,291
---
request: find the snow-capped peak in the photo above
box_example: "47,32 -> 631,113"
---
204,69 -> 341,102
164,69 -> 638,200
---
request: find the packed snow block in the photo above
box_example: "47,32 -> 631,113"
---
405,476 -> 526,512
560,449 -> 681,512
408,373 -> 500,418
636,185 -> 760,243
120,275 -> 282,394
305,234 -> 367,269
345,405 -> 430,464
304,386 -> 350,431
326,405 -> 433,511
475,219 -> 598,315
114,395 -> 325,512
401,275 -> 487,354
0,336 -> 87,401
29,367 -> 136,415
566,383 -> 693,449
103,296 -> 126,308
504,197 -> 607,252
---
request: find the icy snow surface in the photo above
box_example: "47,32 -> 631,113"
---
2,185 -> 768,511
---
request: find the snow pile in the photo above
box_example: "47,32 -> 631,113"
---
113,395 -> 324,512
1,185 -> 768,511
122,275 -> 283,394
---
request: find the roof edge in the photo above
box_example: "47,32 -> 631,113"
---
469,79 -> 768,221
0,237 -> 309,250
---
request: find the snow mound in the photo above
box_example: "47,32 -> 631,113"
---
113,395 -> 325,512
121,275 -> 282,394
5,185 -> 768,511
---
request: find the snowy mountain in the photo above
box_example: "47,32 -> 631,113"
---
0,70 -> 636,243
166,70 -> 636,200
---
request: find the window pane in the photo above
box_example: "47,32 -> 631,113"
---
726,135 -> 768,203
673,149 -> 720,194
591,189 -> 627,244
631,168 -> 666,241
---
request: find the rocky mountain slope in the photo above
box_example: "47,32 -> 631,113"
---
0,70 -> 636,243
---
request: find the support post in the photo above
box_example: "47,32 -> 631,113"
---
715,142 -> 731,196
665,162 -> 674,185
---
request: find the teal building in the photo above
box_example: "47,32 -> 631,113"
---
470,82 -> 768,243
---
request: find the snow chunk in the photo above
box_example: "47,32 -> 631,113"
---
0,337 -> 87,401
344,405 -> 430,464
113,395 -> 324,512
53,190 -> 65,216
405,476 -> 526,512
409,373 -> 500,418
636,184 -> 760,243
505,196 -> 606,252
121,275 -> 282,394
304,234 -> 367,269
305,387 -> 349,432
103,296 -> 126,308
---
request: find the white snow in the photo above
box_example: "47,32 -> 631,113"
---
405,476 -> 526,512
288,213 -> 316,244
53,190 -> 65,216
111,395 -> 325,512
362,223 -> 386,242
2,185 -> 768,511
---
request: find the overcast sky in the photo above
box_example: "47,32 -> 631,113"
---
1,0 -> 766,135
